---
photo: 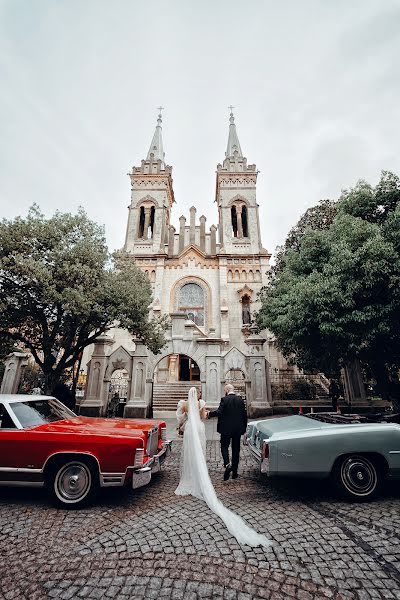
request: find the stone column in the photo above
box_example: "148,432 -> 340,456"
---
210,225 -> 217,255
245,329 -> 271,416
0,352 -> 29,394
80,335 -> 114,416
200,215 -> 206,252
179,216 -> 186,253
143,207 -> 152,240
168,225 -> 176,256
168,354 -> 179,381
124,340 -> 149,418
236,205 -> 243,238
189,206 -> 196,245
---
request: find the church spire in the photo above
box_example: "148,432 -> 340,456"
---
146,107 -> 165,166
225,106 -> 243,158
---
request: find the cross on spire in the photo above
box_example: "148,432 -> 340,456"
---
228,105 -> 235,114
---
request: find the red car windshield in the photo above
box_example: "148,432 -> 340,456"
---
11,399 -> 77,428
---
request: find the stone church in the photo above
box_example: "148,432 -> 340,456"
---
80,111 -> 292,418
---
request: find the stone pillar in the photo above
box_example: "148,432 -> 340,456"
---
236,205 -> 243,238
245,329 -> 271,416
168,354 -> 179,381
210,225 -> 217,255
79,335 -> 114,416
171,312 -> 187,339
124,340 -> 149,418
199,215 -> 206,252
143,207 -> 152,240
189,206 -> 196,245
168,225 -> 176,256
0,352 -> 29,394
179,216 -> 186,253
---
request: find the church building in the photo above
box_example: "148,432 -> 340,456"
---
80,111 -> 291,418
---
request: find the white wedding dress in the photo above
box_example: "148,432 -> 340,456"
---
175,387 -> 272,548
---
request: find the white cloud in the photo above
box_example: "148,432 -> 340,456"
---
0,0 -> 399,256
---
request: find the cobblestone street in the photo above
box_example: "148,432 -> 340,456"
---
1,433 -> 400,600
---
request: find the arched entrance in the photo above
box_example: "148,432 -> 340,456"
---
225,368 -> 246,400
152,353 -> 201,413
154,354 -> 200,383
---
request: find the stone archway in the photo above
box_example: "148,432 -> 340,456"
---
151,350 -> 203,414
225,368 -> 246,400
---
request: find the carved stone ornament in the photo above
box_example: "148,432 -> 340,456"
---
237,285 -> 254,300
112,359 -> 126,372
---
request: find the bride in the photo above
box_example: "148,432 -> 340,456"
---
175,387 -> 271,548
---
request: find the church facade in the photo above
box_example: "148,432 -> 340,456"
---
80,111 -> 292,418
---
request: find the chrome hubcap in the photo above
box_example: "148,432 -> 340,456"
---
57,464 -> 91,501
341,457 -> 377,496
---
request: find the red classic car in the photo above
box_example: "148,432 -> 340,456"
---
0,395 -> 171,508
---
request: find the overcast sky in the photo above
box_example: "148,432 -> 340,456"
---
1,1 -> 399,258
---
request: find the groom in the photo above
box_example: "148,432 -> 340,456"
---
208,384 -> 248,480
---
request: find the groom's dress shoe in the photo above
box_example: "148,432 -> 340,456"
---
224,464 -> 232,481
232,472 -> 238,479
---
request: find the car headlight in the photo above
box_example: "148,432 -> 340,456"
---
161,427 -> 167,441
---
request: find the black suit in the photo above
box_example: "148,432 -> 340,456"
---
208,394 -> 247,474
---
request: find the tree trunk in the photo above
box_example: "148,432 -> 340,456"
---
43,368 -> 62,395
372,362 -> 390,400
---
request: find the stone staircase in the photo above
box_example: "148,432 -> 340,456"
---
152,382 -> 201,412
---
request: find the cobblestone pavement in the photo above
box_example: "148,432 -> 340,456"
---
1,440 -> 400,600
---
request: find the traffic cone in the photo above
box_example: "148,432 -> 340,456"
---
299,406 -> 303,414
337,405 -> 341,414
311,407 -> 314,413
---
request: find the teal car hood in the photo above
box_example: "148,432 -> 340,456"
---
256,415 -> 334,438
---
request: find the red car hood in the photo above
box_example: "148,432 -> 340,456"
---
31,416 -> 147,438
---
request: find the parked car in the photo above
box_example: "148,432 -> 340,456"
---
0,395 -> 171,508
245,413 -> 400,501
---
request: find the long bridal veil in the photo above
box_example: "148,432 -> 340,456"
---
175,387 -> 272,548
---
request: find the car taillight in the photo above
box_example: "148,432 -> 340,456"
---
134,448 -> 144,467
262,441 -> 269,459
161,427 -> 167,441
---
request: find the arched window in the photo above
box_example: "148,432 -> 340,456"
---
242,206 -> 249,237
138,205 -> 155,239
178,283 -> 205,326
231,203 -> 248,238
231,206 -> 238,237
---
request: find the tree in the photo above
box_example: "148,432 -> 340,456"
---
273,199 -> 338,276
0,206 -> 168,393
257,172 -> 400,388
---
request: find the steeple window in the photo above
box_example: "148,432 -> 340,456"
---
231,203 -> 248,239
242,206 -> 249,237
231,206 -> 238,237
138,205 -> 155,240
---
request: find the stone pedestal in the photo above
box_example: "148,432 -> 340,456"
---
0,352 -> 29,394
124,340 -> 150,418
245,329 -> 272,416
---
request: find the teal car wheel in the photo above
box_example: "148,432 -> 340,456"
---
332,455 -> 382,501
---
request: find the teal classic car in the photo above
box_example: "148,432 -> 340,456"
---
245,413 -> 400,501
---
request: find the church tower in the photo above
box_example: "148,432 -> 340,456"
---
216,110 -> 264,255
124,110 -> 174,255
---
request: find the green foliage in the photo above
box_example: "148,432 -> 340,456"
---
272,379 -> 316,401
0,206 -> 167,392
257,171 -> 400,379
